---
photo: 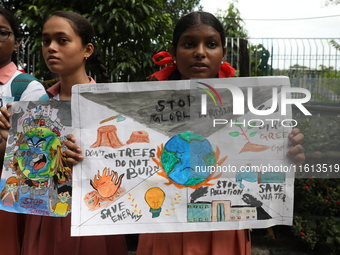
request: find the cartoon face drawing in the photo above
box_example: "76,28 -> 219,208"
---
15,127 -> 61,182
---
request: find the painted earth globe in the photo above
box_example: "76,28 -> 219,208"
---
161,132 -> 216,186
15,127 -> 61,182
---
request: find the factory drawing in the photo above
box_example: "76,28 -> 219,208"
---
21,105 -> 63,137
187,200 -> 257,222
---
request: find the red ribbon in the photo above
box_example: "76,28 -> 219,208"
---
219,62 -> 236,78
149,52 -> 177,81
149,51 -> 236,80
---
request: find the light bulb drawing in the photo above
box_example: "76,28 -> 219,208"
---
144,187 -> 165,218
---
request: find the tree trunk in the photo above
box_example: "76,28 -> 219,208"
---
239,39 -> 250,77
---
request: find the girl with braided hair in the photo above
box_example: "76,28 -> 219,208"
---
136,11 -> 305,255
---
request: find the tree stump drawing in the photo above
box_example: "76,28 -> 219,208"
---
126,130 -> 150,144
90,125 -> 124,148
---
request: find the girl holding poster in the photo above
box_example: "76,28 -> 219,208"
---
0,10 -> 128,255
20,11 -> 128,255
136,11 -> 305,255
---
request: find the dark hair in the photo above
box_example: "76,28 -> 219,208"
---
169,11 -> 225,80
57,185 -> 72,196
47,11 -> 111,82
0,7 -> 21,62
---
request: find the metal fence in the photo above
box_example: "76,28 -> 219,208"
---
226,38 -> 340,102
16,37 -> 37,74
226,38 -> 339,75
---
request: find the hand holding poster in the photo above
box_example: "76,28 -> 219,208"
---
0,95 -> 14,108
70,77 -> 301,236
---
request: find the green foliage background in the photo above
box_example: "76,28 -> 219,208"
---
0,0 -> 252,82
1,0 -> 202,82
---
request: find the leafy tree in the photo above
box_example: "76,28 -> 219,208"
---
249,44 -> 271,76
317,65 -> 340,99
330,39 -> 340,51
163,0 -> 202,27
318,65 -> 339,78
215,0 -> 248,38
1,0 -> 248,81
290,64 -> 308,69
1,0 -> 173,82
215,1 -> 248,74
87,0 -> 172,82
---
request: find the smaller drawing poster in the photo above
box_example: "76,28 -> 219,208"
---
0,101 -> 72,217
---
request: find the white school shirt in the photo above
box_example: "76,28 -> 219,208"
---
0,62 -> 47,101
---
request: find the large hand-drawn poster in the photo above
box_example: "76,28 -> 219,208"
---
0,101 -> 72,216
71,77 -> 295,236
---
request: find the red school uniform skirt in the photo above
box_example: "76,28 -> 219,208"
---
137,230 -> 251,255
0,210 -> 25,255
21,214 -> 128,255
